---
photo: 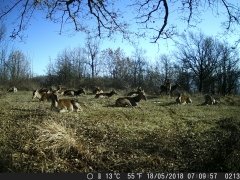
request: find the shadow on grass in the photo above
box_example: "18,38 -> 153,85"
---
103,117 -> 240,172
177,117 -> 240,172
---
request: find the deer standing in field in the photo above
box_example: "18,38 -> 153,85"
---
95,90 -> 117,98
115,91 -> 147,107
170,83 -> 181,96
7,86 -> 18,93
49,93 -> 82,113
159,79 -> 172,96
176,93 -> 192,105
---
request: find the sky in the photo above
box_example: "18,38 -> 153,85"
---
1,0 -> 240,76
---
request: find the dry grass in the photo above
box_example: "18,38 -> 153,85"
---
0,91 -> 240,172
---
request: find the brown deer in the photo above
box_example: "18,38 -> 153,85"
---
95,90 -> 117,98
176,93 -> 192,105
115,91 -> 147,107
49,93 -> 82,113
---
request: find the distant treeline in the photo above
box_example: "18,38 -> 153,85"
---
1,32 -> 240,95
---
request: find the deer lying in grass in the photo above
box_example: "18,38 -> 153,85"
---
55,85 -> 67,95
49,93 -> 82,113
39,88 -> 49,93
7,86 -> 18,93
115,91 -> 147,107
127,87 -> 142,96
95,90 -> 117,98
75,88 -> 86,95
176,93 -> 192,105
64,88 -> 86,96
32,89 -> 52,101
202,94 -> 217,105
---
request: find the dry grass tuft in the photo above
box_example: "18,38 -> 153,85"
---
33,120 -> 78,155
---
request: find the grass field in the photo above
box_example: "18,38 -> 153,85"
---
0,91 -> 240,172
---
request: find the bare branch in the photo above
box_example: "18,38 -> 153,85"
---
221,0 -> 239,29
11,0 -> 30,39
187,0 -> 193,24
152,0 -> 169,43
87,0 -> 127,38
0,0 -> 23,19
0,0 -> 239,43
66,0 -> 79,31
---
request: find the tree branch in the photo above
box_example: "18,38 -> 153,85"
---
221,0 -> 239,30
0,0 -> 23,19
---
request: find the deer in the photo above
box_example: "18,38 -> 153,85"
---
55,85 -> 67,95
63,88 -> 86,96
32,89 -> 52,101
92,86 -> 103,94
115,91 -> 147,107
7,86 -> 18,93
202,94 -> 217,105
159,79 -> 172,96
127,87 -> 142,96
95,90 -> 117,98
38,88 -> 49,93
49,93 -> 82,113
176,93 -> 192,105
170,83 -> 181,96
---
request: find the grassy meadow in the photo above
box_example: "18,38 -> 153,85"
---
0,90 -> 240,172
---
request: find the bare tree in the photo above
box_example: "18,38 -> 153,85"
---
177,32 -> 220,93
144,64 -> 162,94
0,0 -> 239,43
85,35 -> 100,78
0,24 -> 8,83
157,54 -> 175,82
216,43 -> 240,95
131,47 -> 147,87
5,50 -> 31,82
0,23 -> 6,42
101,48 -> 124,78
72,47 -> 88,79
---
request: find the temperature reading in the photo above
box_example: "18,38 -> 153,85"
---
106,173 -> 121,179
128,173 -> 143,179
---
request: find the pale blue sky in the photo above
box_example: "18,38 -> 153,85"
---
2,0 -> 239,76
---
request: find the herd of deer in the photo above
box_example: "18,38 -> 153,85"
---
7,82 -> 218,113
30,86 -> 148,112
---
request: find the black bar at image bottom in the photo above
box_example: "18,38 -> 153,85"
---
0,172 -> 239,180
